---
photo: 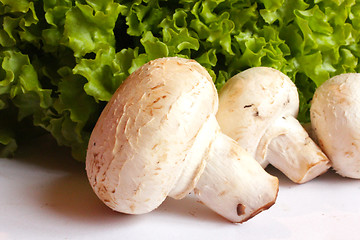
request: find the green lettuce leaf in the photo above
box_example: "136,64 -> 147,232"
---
63,1 -> 123,57
73,45 -> 124,101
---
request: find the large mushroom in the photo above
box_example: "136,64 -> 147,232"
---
86,57 -> 279,223
310,73 -> 360,179
216,67 -> 330,183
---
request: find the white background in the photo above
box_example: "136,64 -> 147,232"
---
1,135 -> 360,240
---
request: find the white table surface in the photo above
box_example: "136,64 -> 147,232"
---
1,135 -> 360,240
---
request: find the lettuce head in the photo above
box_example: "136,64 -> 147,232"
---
1,0 -> 359,160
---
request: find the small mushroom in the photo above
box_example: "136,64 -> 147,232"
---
216,67 -> 330,183
86,57 -> 279,223
310,73 -> 360,179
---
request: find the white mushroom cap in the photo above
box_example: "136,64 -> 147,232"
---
86,57 -> 278,223
86,57 -> 217,214
217,67 -> 330,183
217,67 -> 298,167
310,73 -> 360,179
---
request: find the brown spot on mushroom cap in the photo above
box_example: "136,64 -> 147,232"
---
218,190 -> 227,196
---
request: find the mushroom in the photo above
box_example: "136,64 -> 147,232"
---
216,67 -> 330,184
310,73 -> 360,179
86,57 -> 279,223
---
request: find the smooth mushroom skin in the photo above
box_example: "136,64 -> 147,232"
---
216,67 -> 330,183
86,57 -> 279,223
310,73 -> 360,179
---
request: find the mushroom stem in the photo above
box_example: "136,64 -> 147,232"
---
194,126 -> 279,223
262,116 -> 330,183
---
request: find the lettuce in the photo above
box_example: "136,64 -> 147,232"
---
1,0 -> 359,160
